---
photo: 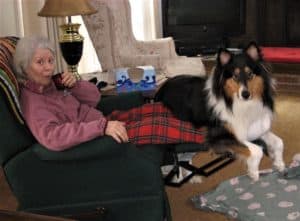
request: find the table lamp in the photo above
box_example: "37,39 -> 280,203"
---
38,0 -> 97,80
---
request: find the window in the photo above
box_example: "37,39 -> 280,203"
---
72,16 -> 102,74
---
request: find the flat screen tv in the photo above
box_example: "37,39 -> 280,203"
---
162,0 -> 246,56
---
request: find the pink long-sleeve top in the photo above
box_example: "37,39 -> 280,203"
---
20,80 -> 107,151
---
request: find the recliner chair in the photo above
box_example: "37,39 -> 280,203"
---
0,36 -> 171,221
0,36 -> 234,220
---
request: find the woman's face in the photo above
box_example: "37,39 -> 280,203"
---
25,48 -> 55,86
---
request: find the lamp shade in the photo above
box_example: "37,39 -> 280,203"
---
38,0 -> 97,17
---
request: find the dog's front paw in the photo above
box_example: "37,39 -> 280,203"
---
189,175 -> 203,184
248,170 -> 259,182
274,161 -> 285,172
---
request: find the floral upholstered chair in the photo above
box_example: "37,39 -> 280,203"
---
82,0 -> 206,78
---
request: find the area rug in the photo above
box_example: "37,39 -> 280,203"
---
191,154 -> 300,221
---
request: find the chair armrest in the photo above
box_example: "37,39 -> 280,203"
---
98,91 -> 145,115
32,136 -> 134,161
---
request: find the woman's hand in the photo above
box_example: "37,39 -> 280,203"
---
105,121 -> 129,143
61,71 -> 77,88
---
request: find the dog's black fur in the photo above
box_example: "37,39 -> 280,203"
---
155,75 -> 210,126
154,73 -> 236,151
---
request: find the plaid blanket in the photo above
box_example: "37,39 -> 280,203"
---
108,102 -> 207,145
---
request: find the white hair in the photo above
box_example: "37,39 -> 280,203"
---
13,36 -> 55,84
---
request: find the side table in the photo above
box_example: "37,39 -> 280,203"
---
81,71 -> 168,100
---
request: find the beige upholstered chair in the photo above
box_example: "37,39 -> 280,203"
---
82,0 -> 206,78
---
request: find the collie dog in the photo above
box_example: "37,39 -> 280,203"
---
155,42 -> 285,181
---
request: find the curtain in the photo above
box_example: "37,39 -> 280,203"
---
129,0 -> 162,40
0,0 -> 23,36
20,0 -> 48,37
72,16 -> 102,74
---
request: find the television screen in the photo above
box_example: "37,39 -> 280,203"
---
162,0 -> 245,55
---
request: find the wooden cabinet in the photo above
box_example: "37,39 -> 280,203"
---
161,0 -> 300,51
257,0 -> 300,46
287,0 -> 300,45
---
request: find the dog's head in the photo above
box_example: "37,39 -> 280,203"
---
212,42 -> 274,110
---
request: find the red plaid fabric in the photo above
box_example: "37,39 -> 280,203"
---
108,102 -> 206,145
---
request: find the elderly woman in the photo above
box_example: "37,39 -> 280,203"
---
14,36 -> 205,151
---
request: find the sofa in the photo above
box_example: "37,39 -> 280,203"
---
0,36 -> 172,221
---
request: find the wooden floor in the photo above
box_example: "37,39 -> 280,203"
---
274,73 -> 300,94
0,210 -> 73,221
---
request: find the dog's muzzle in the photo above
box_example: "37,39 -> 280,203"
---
241,90 -> 250,100
238,86 -> 251,100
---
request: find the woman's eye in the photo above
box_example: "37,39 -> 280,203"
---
49,58 -> 54,64
36,58 -> 54,65
37,60 -> 44,65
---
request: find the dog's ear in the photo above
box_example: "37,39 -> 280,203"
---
213,49 -> 232,99
217,48 -> 232,67
245,41 -> 263,62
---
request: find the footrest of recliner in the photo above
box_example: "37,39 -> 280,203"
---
164,152 -> 235,187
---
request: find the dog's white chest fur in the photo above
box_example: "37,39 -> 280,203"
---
209,95 -> 273,141
206,76 -> 273,141
230,98 -> 273,141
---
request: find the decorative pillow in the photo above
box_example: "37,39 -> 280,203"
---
0,36 -> 24,124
